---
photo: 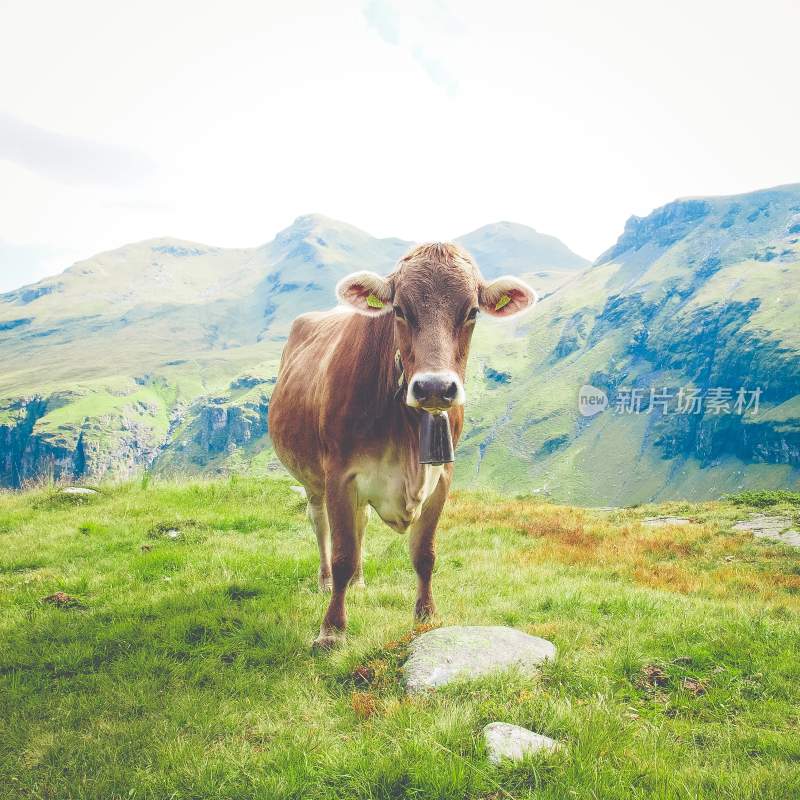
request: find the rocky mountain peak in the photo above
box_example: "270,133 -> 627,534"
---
271,214 -> 373,251
596,199 -> 712,265
597,183 -> 800,266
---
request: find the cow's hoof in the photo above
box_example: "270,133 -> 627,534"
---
414,598 -> 438,621
312,632 -> 345,652
351,575 -> 366,589
318,573 -> 333,593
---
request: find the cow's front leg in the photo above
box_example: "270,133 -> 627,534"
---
313,476 -> 359,651
409,473 -> 449,621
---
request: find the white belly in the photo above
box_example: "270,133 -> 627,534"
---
353,454 -> 444,533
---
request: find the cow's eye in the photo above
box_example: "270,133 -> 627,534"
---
466,307 -> 479,322
393,305 -> 405,320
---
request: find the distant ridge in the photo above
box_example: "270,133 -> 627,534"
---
2,184 -> 798,504
457,221 -> 589,279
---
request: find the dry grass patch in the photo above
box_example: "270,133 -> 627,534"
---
446,494 -> 800,607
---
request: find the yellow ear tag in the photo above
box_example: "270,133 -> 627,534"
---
495,294 -> 512,311
366,293 -> 384,309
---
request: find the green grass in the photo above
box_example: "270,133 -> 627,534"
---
36,382 -> 171,440
1,479 -> 800,799
725,489 -> 800,508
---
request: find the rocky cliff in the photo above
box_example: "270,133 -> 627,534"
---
0,393 -> 165,487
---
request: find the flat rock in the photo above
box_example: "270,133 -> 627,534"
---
483,722 -> 562,764
733,514 -> 800,548
289,485 -> 307,497
642,516 -> 691,527
402,626 -> 556,693
61,487 -> 98,496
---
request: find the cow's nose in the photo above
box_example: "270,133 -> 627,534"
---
408,372 -> 464,409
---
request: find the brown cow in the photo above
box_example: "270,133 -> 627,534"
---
268,242 -> 536,649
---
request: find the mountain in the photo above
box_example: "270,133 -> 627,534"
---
0,216 -> 581,488
456,221 -> 589,278
455,221 -> 590,301
2,188 -> 798,502
456,184 -> 800,503
0,215 -> 410,391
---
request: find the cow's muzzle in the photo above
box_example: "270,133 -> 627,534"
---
406,371 -> 465,410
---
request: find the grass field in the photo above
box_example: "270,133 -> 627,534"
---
1,479 -> 799,799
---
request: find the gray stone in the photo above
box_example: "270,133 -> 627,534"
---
733,514 -> 800,548
289,485 -> 307,497
642,516 -> 691,527
483,722 -> 562,764
402,626 -> 556,693
62,487 -> 98,496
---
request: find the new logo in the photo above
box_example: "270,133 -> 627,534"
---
578,384 -> 608,417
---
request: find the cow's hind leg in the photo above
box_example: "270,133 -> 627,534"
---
307,494 -> 332,592
313,476 -> 360,651
352,505 -> 369,588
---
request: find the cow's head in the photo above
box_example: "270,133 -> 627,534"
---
336,243 -> 537,411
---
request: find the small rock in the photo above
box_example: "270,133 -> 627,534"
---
147,523 -> 187,541
733,514 -> 792,532
289,485 -> 307,497
733,514 -> 800,548
642,516 -> 691,527
62,487 -> 98,496
483,722 -> 562,764
402,626 -> 556,693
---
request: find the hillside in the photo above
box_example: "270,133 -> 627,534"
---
1,185 -> 800,503
0,216 -> 586,488
457,184 -> 800,503
1,478 -> 799,798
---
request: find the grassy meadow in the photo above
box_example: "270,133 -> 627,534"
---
1,479 -> 799,799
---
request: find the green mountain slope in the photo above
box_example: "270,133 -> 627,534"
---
457,184 -> 800,503
0,215 -> 413,486
2,186 -> 798,501
0,216 -> 581,488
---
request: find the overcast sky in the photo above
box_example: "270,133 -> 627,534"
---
1,0 -> 798,292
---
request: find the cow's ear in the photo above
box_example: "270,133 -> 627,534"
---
336,271 -> 393,315
479,276 -> 537,318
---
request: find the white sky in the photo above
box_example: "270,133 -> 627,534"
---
1,0 -> 798,292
